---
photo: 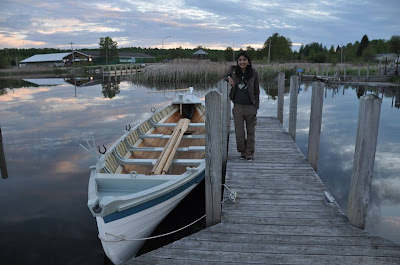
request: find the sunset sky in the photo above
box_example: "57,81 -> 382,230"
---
0,0 -> 399,51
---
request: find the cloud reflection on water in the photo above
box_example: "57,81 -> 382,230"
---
0,78 -> 399,265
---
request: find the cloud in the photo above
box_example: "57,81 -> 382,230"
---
0,0 -> 399,49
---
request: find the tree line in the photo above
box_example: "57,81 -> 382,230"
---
0,33 -> 399,68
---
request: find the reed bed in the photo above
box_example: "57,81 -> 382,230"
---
255,62 -> 382,83
133,60 -> 381,86
133,59 -> 230,85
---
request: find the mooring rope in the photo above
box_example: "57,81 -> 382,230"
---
222,184 -> 237,203
98,214 -> 206,242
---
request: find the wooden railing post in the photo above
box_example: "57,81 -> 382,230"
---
218,80 -> 229,178
0,126 -> 8,179
307,81 -> 324,172
205,91 -> 222,227
347,94 -> 381,230
288,76 -> 299,141
277,72 -> 285,124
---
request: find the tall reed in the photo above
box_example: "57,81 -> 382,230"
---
133,59 -> 229,85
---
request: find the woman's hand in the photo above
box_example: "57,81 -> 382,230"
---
228,76 -> 235,87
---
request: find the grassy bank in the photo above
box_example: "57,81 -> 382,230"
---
0,66 -> 70,78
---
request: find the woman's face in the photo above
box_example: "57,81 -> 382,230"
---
238,55 -> 249,70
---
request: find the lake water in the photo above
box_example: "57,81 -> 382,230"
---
0,77 -> 399,265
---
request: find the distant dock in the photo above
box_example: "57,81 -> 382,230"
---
102,64 -> 145,77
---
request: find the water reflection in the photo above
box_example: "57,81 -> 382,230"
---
101,81 -> 120,99
0,78 -> 399,265
269,82 -> 400,245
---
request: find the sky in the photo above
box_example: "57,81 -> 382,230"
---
0,0 -> 399,51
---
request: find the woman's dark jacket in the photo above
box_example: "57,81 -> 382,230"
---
226,67 -> 260,109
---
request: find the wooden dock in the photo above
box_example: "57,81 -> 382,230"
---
128,116 -> 400,265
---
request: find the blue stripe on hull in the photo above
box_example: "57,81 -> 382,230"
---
104,171 -> 205,223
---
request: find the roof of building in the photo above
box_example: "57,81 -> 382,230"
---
193,49 -> 208,55
20,51 -> 90,63
20,53 -> 71,63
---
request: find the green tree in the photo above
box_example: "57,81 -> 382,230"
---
0,53 -> 8,68
345,42 -> 359,62
362,45 -> 376,62
170,46 -> 186,59
370,39 -> 389,54
357,34 -> 369,57
224,47 -> 234,62
388,35 -> 400,53
99,37 -> 119,64
299,42 -> 326,62
246,46 -> 256,61
263,33 -> 292,62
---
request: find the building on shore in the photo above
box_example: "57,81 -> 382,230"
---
19,51 -> 92,67
83,51 -> 156,64
193,49 -> 208,59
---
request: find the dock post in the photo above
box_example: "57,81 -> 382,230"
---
307,81 -> 324,172
288,76 -> 299,141
218,80 -> 229,178
344,66 -> 347,81
205,91 -> 222,227
347,94 -> 381,230
0,126 -> 8,179
277,72 -> 285,124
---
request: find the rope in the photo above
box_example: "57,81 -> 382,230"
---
98,214 -> 206,242
222,184 -> 237,203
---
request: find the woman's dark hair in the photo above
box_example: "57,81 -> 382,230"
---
234,51 -> 254,80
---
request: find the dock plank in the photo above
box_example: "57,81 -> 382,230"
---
128,116 -> 400,265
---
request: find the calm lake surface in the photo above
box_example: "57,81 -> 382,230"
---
0,77 -> 399,265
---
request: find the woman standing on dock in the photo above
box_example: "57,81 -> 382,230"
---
226,51 -> 260,161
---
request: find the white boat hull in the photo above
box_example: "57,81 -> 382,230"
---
87,90 -> 206,264
97,173 -> 203,265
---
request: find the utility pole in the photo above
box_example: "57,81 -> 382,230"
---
340,43 -> 344,64
70,42 -> 77,95
268,38 -> 271,63
70,42 -> 76,70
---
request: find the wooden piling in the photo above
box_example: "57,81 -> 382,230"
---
0,126 -> 8,179
288,76 -> 299,141
218,80 -> 229,178
277,72 -> 285,124
205,91 -> 222,227
347,94 -> 382,230
307,81 -> 324,172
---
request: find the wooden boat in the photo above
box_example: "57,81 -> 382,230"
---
87,88 -> 206,264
